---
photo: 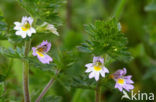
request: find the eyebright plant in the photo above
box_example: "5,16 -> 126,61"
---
79,18 -> 134,102
0,0 -> 134,101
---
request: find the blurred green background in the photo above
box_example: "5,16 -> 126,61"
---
0,0 -> 156,102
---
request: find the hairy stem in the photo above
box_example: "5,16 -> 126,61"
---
35,70 -> 60,102
95,81 -> 101,102
23,40 -> 31,102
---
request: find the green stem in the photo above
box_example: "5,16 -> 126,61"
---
23,40 -> 31,102
113,0 -> 127,18
95,81 -> 101,102
35,69 -> 60,102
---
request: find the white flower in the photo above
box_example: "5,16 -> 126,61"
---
42,22 -> 59,36
14,16 -> 36,38
85,56 -> 109,81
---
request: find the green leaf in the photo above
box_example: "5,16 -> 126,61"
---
54,50 -> 75,70
70,76 -> 96,89
72,89 -> 95,102
79,18 -> 132,62
28,57 -> 57,72
0,16 -> 7,40
0,47 -> 24,58
17,0 -> 64,24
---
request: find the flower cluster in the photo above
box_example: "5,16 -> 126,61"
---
13,16 -> 59,64
85,56 -> 134,92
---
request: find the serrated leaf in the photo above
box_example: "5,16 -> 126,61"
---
17,0 -> 64,24
0,16 -> 7,40
79,18 -> 132,62
70,74 -> 96,89
54,50 -> 75,70
0,47 -> 24,58
28,57 -> 57,72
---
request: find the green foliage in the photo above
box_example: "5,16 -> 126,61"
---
0,82 -> 5,97
17,0 -> 64,24
0,74 -> 5,82
0,47 -> 24,58
0,16 -> 7,40
54,50 -> 75,70
29,57 -> 57,72
70,75 -> 96,89
0,0 -> 156,102
72,89 -> 94,102
41,96 -> 62,102
79,18 -> 131,62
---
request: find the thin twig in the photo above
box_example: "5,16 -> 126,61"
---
23,40 -> 31,102
35,70 -> 60,102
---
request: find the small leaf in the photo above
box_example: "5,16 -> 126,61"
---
79,18 -> 132,62
28,57 -> 57,72
0,47 -> 24,58
0,16 -> 7,40
17,0 -> 64,24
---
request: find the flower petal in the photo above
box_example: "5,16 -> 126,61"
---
95,72 -> 100,81
21,32 -> 27,38
27,30 -> 32,37
15,31 -> 22,35
102,67 -> 109,73
27,17 -> 33,25
30,27 -> 36,33
93,56 -> 104,64
37,54 -> 53,64
32,47 -> 37,56
100,70 -> 105,77
85,67 -> 93,73
85,63 -> 93,68
89,72 -> 95,79
21,16 -> 27,24
115,83 -> 123,91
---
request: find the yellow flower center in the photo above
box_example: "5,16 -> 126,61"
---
21,22 -> 31,31
36,51 -> 44,57
94,65 -> 102,71
94,61 -> 102,71
117,78 -> 125,85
